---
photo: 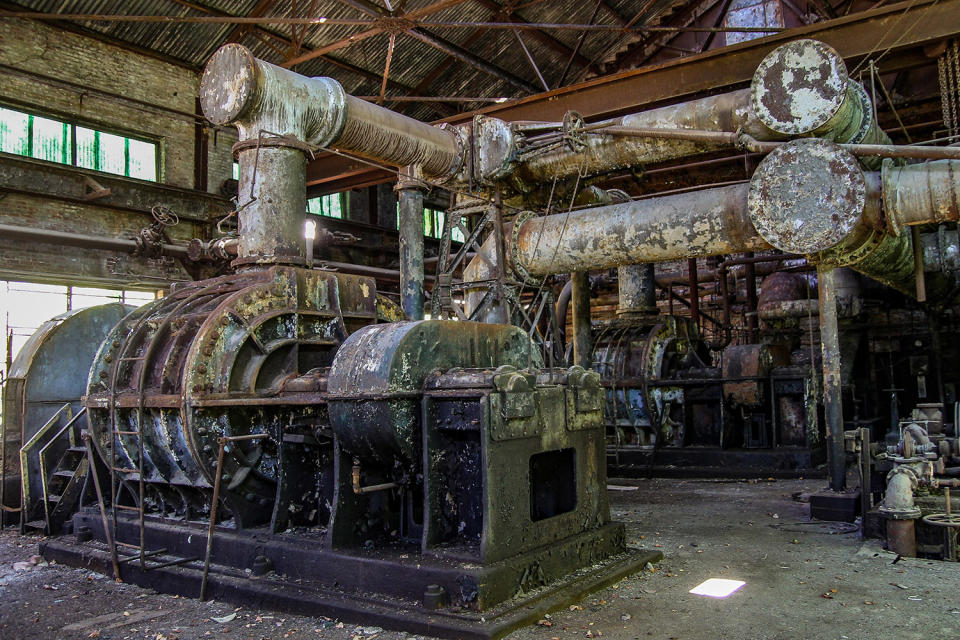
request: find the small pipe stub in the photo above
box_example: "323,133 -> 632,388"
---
751,39 -> 850,136
423,584 -> 447,609
748,138 -> 866,255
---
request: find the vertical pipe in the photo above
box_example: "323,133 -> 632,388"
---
617,263 -> 657,316
571,271 -> 593,368
912,227 -> 927,303
687,258 -> 700,328
818,266 -> 847,492
396,171 -> 425,321
640,264 -> 656,311
744,254 -> 758,342
235,147 -> 307,266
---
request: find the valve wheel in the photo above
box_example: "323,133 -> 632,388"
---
921,513 -> 960,528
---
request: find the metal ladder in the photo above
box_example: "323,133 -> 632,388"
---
100,286 -> 216,574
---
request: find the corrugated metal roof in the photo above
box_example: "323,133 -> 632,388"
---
5,0 -> 695,121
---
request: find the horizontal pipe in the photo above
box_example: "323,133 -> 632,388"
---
0,223 -> 189,259
198,237 -> 435,283
200,44 -> 461,179
503,39 -> 886,191
597,128 -> 960,161
509,91 -> 763,192
514,183 -> 769,275
883,159 -> 960,232
512,139 -> 959,300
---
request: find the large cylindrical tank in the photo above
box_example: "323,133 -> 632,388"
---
2,304 -> 131,518
327,320 -> 539,467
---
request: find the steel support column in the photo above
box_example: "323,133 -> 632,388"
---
571,271 -> 593,368
818,265 -> 847,492
397,169 -> 426,320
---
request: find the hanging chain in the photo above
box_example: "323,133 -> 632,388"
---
953,40 -> 960,138
939,40 -> 960,139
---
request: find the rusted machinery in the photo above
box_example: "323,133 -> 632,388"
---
855,404 -> 960,561
32,43 -> 656,640
591,309 -> 820,476
1,304 -> 132,532
8,33 -> 960,636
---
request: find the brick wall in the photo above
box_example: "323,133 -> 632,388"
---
0,18 -> 236,287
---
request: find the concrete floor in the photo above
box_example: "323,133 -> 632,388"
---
2,477 -> 959,640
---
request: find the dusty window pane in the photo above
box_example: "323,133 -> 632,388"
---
30,115 -> 70,163
75,126 -> 98,170
128,138 -> 157,181
97,130 -> 126,176
0,107 -> 30,156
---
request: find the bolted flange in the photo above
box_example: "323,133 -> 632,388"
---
751,39 -> 850,136
747,138 -> 866,255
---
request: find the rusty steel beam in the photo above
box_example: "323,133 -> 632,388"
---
471,0 -> 603,76
307,0 -> 960,188
278,0 -> 471,68
404,28 -> 540,93
457,0 -> 960,123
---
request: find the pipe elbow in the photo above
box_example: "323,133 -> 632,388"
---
880,467 -> 921,520
200,44 -> 347,146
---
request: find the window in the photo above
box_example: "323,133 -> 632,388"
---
395,205 -> 465,242
0,282 -> 158,382
0,106 -> 158,181
307,193 -> 344,219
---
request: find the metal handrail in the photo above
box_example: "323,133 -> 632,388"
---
37,408 -> 87,533
18,403 -> 72,531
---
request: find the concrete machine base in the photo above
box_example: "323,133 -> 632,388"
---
42,511 -> 661,640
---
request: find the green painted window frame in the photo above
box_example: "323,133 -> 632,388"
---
0,104 -> 159,182
307,193 -> 344,219
395,205 -> 464,242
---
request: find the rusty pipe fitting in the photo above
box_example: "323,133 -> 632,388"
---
201,44 -> 460,266
881,466 -> 921,557
883,159 -> 960,234
351,459 -> 399,495
747,139 -> 960,299
750,39 -> 887,151
201,44 -> 460,177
